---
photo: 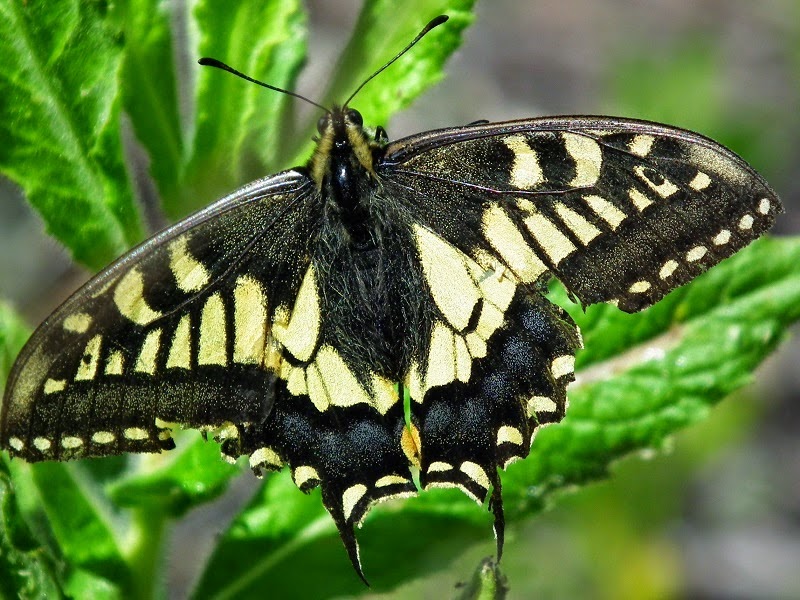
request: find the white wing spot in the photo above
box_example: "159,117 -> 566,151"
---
169,237 -> 210,292
166,315 -> 192,370
527,396 -> 557,416
628,188 -> 653,211
342,484 -> 368,521
427,461 -> 453,473
124,427 -> 149,441
63,312 -> 92,333
249,447 -> 282,469
305,363 -> 330,412
551,355 -> 575,379
738,214 -> 754,230
504,134 -> 544,188
272,266 -> 320,362
454,335 -> 471,383
415,225 -> 480,330
712,229 -> 731,246
584,195 -> 626,230
523,209 -> 577,265
465,332 -> 487,359
92,431 -> 116,444
114,268 -> 164,326
459,461 -> 491,489
689,171 -> 711,191
314,345 -> 375,412
233,275 -> 268,364
75,335 -> 102,381
659,260 -> 679,280
497,425 -> 524,446
293,465 -> 320,488
43,378 -> 66,395
375,475 -> 410,487
554,203 -> 602,245
426,322 -> 457,389
135,328 -> 162,374
61,436 -> 83,449
629,134 -> 655,156
686,246 -> 708,262
8,437 -> 24,451
562,132 -> 602,186
629,280 -> 651,293
482,204 -> 548,282
758,198 -> 771,214
215,423 -> 239,441
285,365 -> 308,396
105,351 -> 125,375
371,374 -> 400,415
634,166 -> 679,197
33,437 -> 51,452
474,302 -> 504,342
198,293 -> 227,366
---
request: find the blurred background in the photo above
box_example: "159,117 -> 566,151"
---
1,0 -> 798,598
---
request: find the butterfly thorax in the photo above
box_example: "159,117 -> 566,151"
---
305,107 -> 417,377
306,107 -> 387,252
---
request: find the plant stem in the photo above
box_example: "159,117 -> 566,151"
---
124,507 -> 169,600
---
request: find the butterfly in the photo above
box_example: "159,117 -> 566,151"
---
0,15 -> 781,581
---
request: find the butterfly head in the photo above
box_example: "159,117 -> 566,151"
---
198,15 -> 448,195
309,106 -> 384,190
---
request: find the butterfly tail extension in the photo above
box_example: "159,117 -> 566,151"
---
489,470 -> 504,561
231,391 -> 417,579
414,289 -> 581,560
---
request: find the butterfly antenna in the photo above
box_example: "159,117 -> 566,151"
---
198,57 -> 329,112
343,14 -> 449,107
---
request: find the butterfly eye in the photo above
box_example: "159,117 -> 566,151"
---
317,114 -> 329,134
346,108 -> 363,127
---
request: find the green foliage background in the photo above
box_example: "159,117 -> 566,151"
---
0,1 -> 798,598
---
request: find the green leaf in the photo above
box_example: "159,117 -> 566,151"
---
289,0 -> 476,166
193,237 -> 800,597
506,236 -> 800,517
108,432 -> 239,516
62,568 -> 121,600
0,0 -> 142,270
7,460 -> 129,594
173,0 -> 307,217
0,459 -> 65,600
0,301 -> 29,389
113,0 -> 184,203
192,472 -> 488,598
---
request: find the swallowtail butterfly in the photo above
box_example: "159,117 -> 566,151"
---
0,15 -> 781,581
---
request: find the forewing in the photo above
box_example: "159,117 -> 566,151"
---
1,171 -> 317,461
382,116 -> 782,312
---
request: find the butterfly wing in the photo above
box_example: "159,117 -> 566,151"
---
382,116 -> 781,312
373,115 -> 780,557
1,170 -> 318,461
